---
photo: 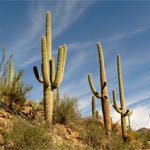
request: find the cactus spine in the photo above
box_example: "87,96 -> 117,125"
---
112,54 -> 132,140
33,11 -> 67,126
92,95 -> 96,119
88,42 -> 111,136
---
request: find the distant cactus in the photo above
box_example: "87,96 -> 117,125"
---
88,42 -> 111,136
92,95 -> 96,119
128,115 -> 131,131
8,59 -> 14,89
33,11 -> 67,126
112,54 -> 132,140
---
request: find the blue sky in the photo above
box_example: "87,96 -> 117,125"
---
0,1 -> 150,129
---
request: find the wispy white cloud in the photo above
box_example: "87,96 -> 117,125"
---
17,55 -> 41,67
62,75 -> 91,98
64,41 -> 95,80
9,3 -> 45,56
52,1 -> 93,39
11,1 -> 94,66
106,26 -> 150,43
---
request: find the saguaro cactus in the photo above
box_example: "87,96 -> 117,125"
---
95,110 -> 100,119
8,59 -> 14,89
33,11 -> 67,126
88,42 -> 111,136
128,115 -> 131,131
92,95 -> 96,119
112,54 -> 132,140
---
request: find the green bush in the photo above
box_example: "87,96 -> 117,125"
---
53,95 -> 81,126
0,70 -> 32,114
79,118 -> 107,149
4,118 -> 53,150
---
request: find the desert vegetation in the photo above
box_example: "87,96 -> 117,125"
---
0,11 -> 149,150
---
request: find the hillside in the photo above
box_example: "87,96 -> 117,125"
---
0,100 -> 149,150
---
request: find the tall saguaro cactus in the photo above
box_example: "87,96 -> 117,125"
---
33,11 -> 67,126
112,54 -> 132,140
88,42 -> 111,136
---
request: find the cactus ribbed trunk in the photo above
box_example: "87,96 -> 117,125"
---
44,86 -> 53,125
88,42 -> 111,137
121,114 -> 127,138
102,98 -> 111,136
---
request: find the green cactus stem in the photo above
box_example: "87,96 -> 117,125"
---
92,95 -> 96,119
112,54 -> 132,141
33,11 -> 67,126
88,42 -> 111,137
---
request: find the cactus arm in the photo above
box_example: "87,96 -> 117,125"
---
52,46 -> 63,88
33,66 -> 43,83
41,36 -> 50,86
50,57 -> 55,83
46,11 -> 51,60
112,90 -> 122,114
124,109 -> 132,117
88,73 -> 101,99
58,44 -> 67,84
